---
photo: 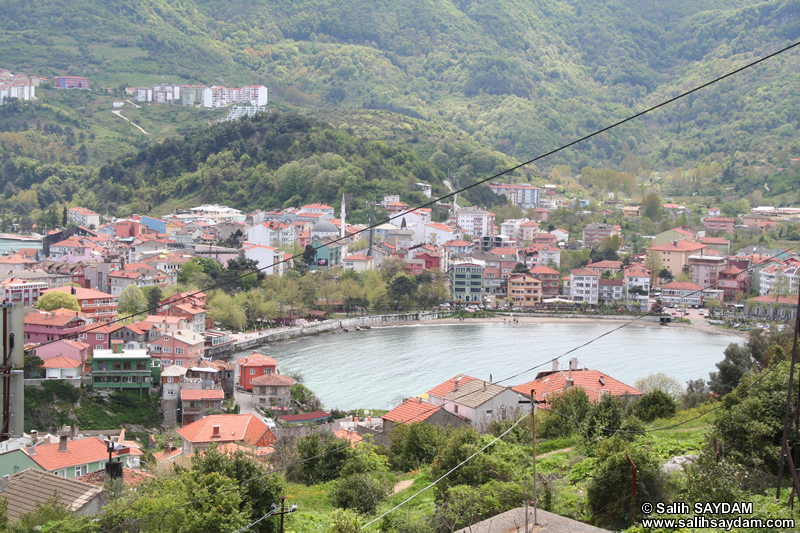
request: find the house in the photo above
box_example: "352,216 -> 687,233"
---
530,265 -> 560,298
148,330 -> 205,368
699,236 -> 731,255
598,279 -> 624,305
746,295 -> 797,320
25,434 -> 130,478
652,226 -> 696,247
42,356 -> 84,380
717,267 -> 750,301
405,258 -> 425,276
251,373 -> 295,412
238,352 -> 278,392
380,398 -> 467,447
688,254 -> 726,288
623,205 -> 640,217
703,216 -> 735,234
343,254 -> 375,273
520,243 -> 561,269
176,414 -> 276,455
569,268 -> 600,305
623,264 -> 651,311
551,228 -> 569,243
441,239 -> 474,255
40,286 -> 118,322
584,260 -> 624,277
647,241 -> 707,277
92,343 -> 154,391
450,262 -> 484,303
144,315 -> 187,334
0,469 -> 104,522
450,206 -> 495,239
243,244 -> 280,275
661,281 -> 704,307
79,322 -> 123,353
507,273 -> 542,308
67,207 -> 100,227
512,359 -> 642,406
426,375 -> 518,429
111,321 -> 160,350
181,389 -> 225,426
24,309 -> 87,344
581,223 -> 620,249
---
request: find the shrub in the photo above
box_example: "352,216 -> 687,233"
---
330,473 -> 390,514
539,387 -> 590,438
629,390 -> 678,422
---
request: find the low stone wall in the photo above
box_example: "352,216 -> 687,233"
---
210,311 -> 444,360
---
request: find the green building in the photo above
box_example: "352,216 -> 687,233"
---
450,261 -> 485,303
92,342 -> 154,393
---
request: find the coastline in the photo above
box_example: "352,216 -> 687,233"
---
373,314 -> 751,338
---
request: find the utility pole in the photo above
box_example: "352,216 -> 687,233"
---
518,388 -> 538,528
777,289 -> 800,502
271,496 -> 296,533
366,198 -> 378,258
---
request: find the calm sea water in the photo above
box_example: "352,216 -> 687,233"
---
233,322 -> 743,411
0,236 -> 42,254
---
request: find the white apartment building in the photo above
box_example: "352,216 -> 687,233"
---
449,207 -> 495,239
570,268 -> 599,305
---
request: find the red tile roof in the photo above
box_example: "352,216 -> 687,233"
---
512,369 -> 642,405
649,241 -> 706,252
278,411 -> 332,423
42,356 -> 83,369
238,352 -> 278,368
27,437 -> 125,471
662,281 -> 703,291
383,399 -> 440,424
427,375 -> 477,398
76,467 -> 154,487
181,389 -> 224,401
251,374 -> 295,387
152,446 -> 182,463
177,414 -> 275,446
24,309 -> 86,326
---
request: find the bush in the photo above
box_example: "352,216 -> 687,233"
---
583,395 -> 624,441
330,473 -> 391,514
540,387 -> 591,438
434,481 -> 523,532
389,421 -> 447,471
629,390 -> 677,422
296,432 -> 351,485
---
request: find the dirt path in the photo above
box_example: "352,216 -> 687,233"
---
112,109 -> 149,135
393,479 -> 414,494
539,447 -> 573,458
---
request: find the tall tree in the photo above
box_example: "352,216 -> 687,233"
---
118,284 -> 147,317
36,291 -> 80,312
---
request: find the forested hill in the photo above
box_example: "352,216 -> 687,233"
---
0,0 -> 799,215
88,111 -> 510,221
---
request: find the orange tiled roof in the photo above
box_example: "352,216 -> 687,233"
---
42,356 -> 82,369
383,398 -> 441,424
27,437 -> 125,471
512,369 -> 642,405
181,389 -> 224,401
152,446 -> 182,463
77,467 -> 153,487
427,375 -> 477,398
238,352 -> 277,368
24,309 -> 85,326
176,414 -> 274,446
251,374 -> 295,387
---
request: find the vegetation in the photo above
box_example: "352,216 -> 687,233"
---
35,292 -> 80,312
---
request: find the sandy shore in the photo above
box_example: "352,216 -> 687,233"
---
375,314 -> 750,338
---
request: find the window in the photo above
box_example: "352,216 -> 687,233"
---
249,368 -> 255,375
175,347 -> 184,354
163,346 -> 172,353
176,360 -> 183,366
96,334 -> 104,340
270,386 -> 278,395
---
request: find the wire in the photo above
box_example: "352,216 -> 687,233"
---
359,410 -> 531,530
231,508 -> 277,533
92,37 -> 800,531
33,38 -> 800,351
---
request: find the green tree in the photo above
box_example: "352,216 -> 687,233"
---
118,284 -> 147,317
207,291 -> 246,331
540,387 -> 591,438
629,390 -> 677,422
296,432 -> 351,485
643,193 -> 663,221
23,354 -> 44,379
389,421 -> 447,471
708,343 -> 754,395
330,473 -> 390,514
36,291 -> 80,312
634,372 -> 682,400
583,394 -> 625,440
142,285 -> 164,313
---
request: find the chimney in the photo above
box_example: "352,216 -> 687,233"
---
417,397 -> 422,404
211,425 -> 221,438
59,435 -> 68,452
454,376 -> 460,391
31,429 -> 38,442
552,359 -> 559,372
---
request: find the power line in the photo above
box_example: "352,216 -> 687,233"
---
34,38 -> 800,351
93,37 -> 800,531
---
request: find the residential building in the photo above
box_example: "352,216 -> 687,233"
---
0,469 -> 104,521
25,435 -> 130,478
343,254 -> 375,273
54,76 -> 89,89
0,277 -> 47,306
520,243 -> 561,269
378,398 -> 467,447
79,322 -> 122,353
422,222 -> 459,245
512,359 -> 642,406
107,264 -> 169,296
92,343 -> 154,391
24,309 -> 88,344
623,264 -> 651,311
148,330 -> 205,367
34,339 -> 90,365
584,260 -> 624,277
623,205 -> 640,217
717,267 -> 750,301
703,216 -> 735,234
181,389 -> 225,426
243,244 -> 280,275
489,183 -> 540,209
688,254 -> 726,288
581,223 -> 620,249
426,375 -> 518,429
450,262 -> 484,303
176,414 -> 276,455
647,241 -> 707,277
759,265 -> 800,297
40,286 -> 118,322
699,236 -> 731,255
661,281 -> 704,307
42,356 -> 84,381
111,322 -> 160,350
746,295 -> 797,321
652,226 -> 696,247
507,273 -> 542,308
68,207 -> 100,228
251,373 -> 295,412
570,268 -> 600,305
450,207 -> 495,239
238,352 -> 278,392
530,265 -> 560,298
598,279 -> 624,305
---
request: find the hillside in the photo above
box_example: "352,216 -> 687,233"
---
1,0 -> 799,215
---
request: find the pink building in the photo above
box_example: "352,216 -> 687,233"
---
24,309 -> 88,344
34,339 -> 91,365
148,330 -> 205,367
0,277 -> 48,306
